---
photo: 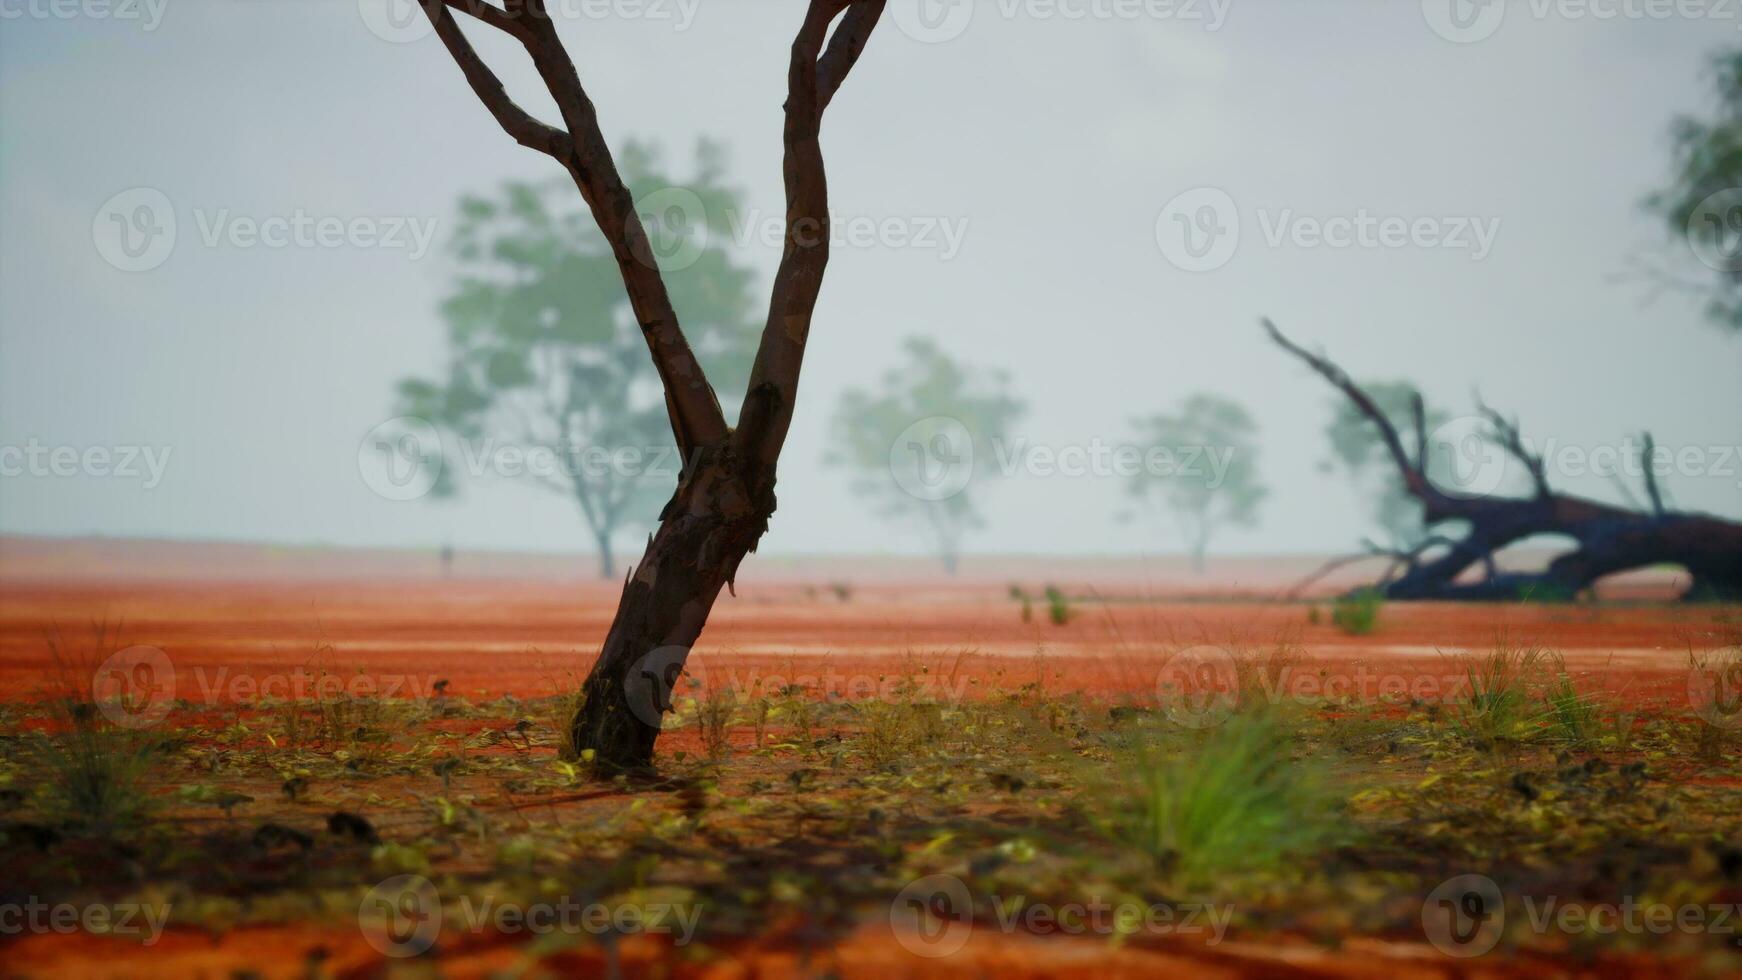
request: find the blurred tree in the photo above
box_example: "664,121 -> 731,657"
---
1323,381 -> 1449,550
826,339 -> 1025,574
1645,47 -> 1742,334
395,140 -> 761,578
1126,395 -> 1267,572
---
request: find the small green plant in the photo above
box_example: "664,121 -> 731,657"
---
696,687 -> 736,760
31,628 -> 164,834
1542,667 -> 1599,748
1120,713 -> 1342,882
1331,589 -> 1383,635
1452,642 -> 1551,746
1044,585 -> 1071,626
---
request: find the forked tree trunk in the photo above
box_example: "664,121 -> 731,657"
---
401,0 -> 897,772
571,446 -> 774,770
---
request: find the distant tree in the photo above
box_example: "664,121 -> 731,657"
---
827,338 -> 1025,574
394,141 -> 761,578
1644,46 -> 1742,334
1126,394 -> 1267,572
1323,380 -> 1450,550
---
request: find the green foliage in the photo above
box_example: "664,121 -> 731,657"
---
1452,643 -> 1551,746
1126,394 -> 1266,572
1331,588 -> 1383,636
826,338 -> 1026,573
1120,713 -> 1342,882
1542,669 -> 1599,749
396,139 -> 763,576
1645,46 -> 1742,334
1043,586 -> 1071,625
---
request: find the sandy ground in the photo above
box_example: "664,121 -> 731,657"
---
0,537 -> 1735,978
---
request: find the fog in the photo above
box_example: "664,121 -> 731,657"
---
3,0 -> 1739,562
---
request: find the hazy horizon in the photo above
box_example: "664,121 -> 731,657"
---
4,0 -> 1740,564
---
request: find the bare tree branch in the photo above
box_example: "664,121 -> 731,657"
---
415,0 -> 728,456
736,0 -> 888,471
441,0 -> 535,43
1262,318 -> 1431,496
419,0 -> 570,158
1474,395 -> 1550,498
1640,432 -> 1666,517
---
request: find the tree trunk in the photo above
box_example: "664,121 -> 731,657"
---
570,444 -> 774,771
595,529 -> 615,581
1265,319 -> 1742,602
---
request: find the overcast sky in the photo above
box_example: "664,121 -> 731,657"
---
3,0 -> 1740,561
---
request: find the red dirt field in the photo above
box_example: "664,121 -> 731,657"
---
1,538 -> 1738,978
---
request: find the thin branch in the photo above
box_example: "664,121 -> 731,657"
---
1640,432 -> 1666,517
441,0 -> 535,43
1474,395 -> 1549,498
1262,318 -> 1431,495
416,0 -> 727,456
417,0 -> 570,158
736,0 -> 889,470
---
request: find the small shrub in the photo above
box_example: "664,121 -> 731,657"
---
696,687 -> 735,760
1120,713 -> 1342,881
1452,643 -> 1551,746
1542,667 -> 1599,748
1044,586 -> 1071,626
1331,589 -> 1383,636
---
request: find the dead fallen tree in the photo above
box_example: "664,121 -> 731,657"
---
1265,319 -> 1742,602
